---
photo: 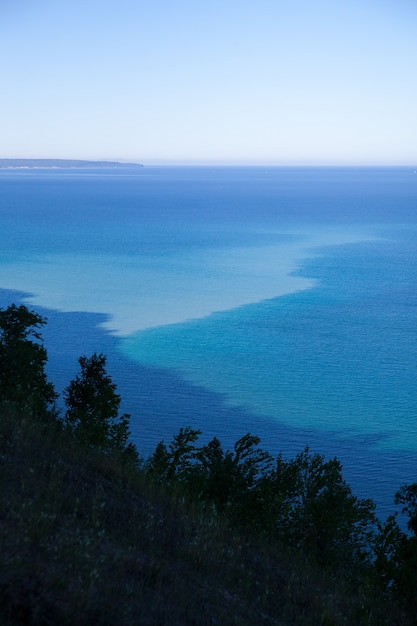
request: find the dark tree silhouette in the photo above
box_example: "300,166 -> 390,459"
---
64,352 -> 138,462
0,304 -> 57,417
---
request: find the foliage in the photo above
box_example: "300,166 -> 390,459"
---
195,433 -> 274,527
1,405 -> 409,626
389,484 -> 417,615
395,483 -> 417,536
1,301 -> 416,623
147,430 -> 377,579
64,353 -> 138,463
0,304 -> 57,418
146,426 -> 201,483
266,448 -> 377,573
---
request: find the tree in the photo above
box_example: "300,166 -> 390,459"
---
266,447 -> 377,571
395,483 -> 417,536
390,484 -> 417,614
146,429 -> 273,514
196,434 -> 274,524
0,304 -> 57,417
64,353 -> 138,461
146,427 -> 201,485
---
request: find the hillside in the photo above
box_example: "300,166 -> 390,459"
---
0,303 -> 415,624
1,406 -> 411,626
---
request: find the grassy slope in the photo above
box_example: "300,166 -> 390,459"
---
0,407 -> 409,625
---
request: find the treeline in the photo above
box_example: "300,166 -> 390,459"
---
1,303 -> 416,624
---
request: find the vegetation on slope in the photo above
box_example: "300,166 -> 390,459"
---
0,304 -> 416,625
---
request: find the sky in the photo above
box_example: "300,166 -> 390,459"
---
1,0 -> 416,165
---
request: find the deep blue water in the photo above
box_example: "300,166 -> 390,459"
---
0,166 -> 416,519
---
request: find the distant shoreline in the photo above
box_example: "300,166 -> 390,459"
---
0,159 -> 143,169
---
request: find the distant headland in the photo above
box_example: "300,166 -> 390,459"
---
0,159 -> 143,169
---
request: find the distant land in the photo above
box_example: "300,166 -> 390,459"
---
0,159 -> 143,169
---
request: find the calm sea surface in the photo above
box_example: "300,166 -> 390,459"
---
0,166 -> 416,518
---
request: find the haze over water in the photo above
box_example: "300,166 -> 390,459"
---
0,166 -> 416,517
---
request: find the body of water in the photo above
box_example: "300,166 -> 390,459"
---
0,166 -> 416,518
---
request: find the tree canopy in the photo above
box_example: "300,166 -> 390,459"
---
0,304 -> 57,417
64,352 -> 138,462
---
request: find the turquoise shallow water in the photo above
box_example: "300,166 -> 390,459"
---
121,232 -> 417,452
0,166 -> 416,517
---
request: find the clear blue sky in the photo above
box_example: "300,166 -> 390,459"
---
1,0 -> 416,165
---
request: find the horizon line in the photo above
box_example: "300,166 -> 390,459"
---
1,156 -> 416,169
